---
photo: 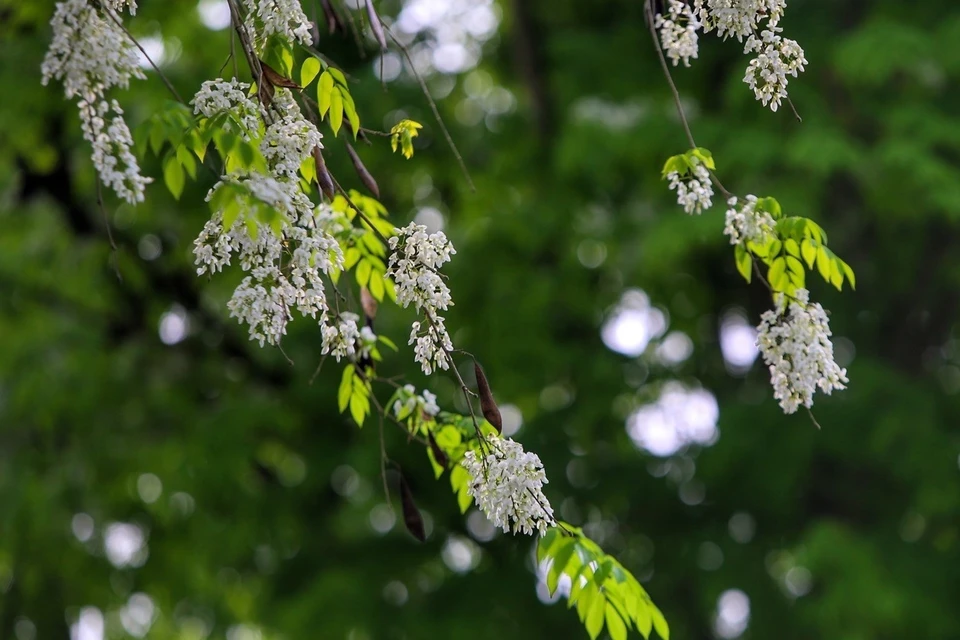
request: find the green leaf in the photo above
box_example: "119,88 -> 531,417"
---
800,238 -> 817,269
538,527 -> 561,564
840,260 -> 856,290
338,364 -> 353,413
329,90 -> 344,136
162,153 -> 185,200
327,66 -> 347,87
734,244 -> 752,283
785,255 -> 804,275
651,606 -> 670,640
369,271 -> 385,301
633,592 -> 653,638
784,238 -> 800,257
378,335 -> 398,351
660,155 -> 686,178
176,145 -> 197,180
547,539 -> 577,596
349,392 -> 367,426
300,57 -> 322,87
356,259 -> 372,287
317,71 -> 334,116
830,261 -> 844,290
768,257 -> 788,291
816,245 -> 832,282
343,247 -> 361,270
605,604 -> 628,640
690,147 -> 716,170
586,593 -> 605,640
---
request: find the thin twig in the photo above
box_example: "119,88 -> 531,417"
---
805,407 -> 822,430
786,96 -> 802,123
309,354 -> 328,384
96,178 -> 122,282
103,8 -> 185,105
381,23 -> 475,192
643,0 -> 733,199
331,176 -> 391,246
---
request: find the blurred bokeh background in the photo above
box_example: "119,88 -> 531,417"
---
2,0 -> 960,638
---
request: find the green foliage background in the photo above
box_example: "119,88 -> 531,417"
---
2,0 -> 960,638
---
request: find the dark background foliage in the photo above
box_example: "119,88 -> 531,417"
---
2,0 -> 960,638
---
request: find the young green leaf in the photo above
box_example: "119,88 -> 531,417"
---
317,71 -> 334,116
300,57 -> 322,87
605,604 -> 628,640
329,90 -> 344,136
162,153 -> 185,200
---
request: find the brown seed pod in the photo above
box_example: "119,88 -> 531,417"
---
399,473 -> 426,542
345,142 -> 380,197
320,0 -> 343,35
360,287 -> 378,325
474,362 -> 502,433
258,59 -> 301,89
365,0 -> 388,52
427,431 -> 449,469
312,147 -> 335,200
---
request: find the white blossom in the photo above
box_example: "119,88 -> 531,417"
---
42,0 -> 150,203
667,159 -> 713,214
392,385 -> 440,419
387,223 -> 457,374
462,436 -> 554,537
240,0 -> 313,48
655,0 -> 701,67
261,113 -> 323,180
694,0 -> 786,41
321,312 -> 361,362
104,0 -> 138,15
756,288 -> 848,414
723,195 -> 776,245
195,176 -> 343,346
743,29 -> 806,112
191,79 -> 261,137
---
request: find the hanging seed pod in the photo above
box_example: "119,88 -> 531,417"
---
346,142 -> 380,197
474,362 -> 502,433
360,287 -> 377,325
365,0 -> 388,52
320,0 -> 342,35
258,59 -> 301,89
399,473 -> 426,542
312,147 -> 336,200
427,431 -> 449,469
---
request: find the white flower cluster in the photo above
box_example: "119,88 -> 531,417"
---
240,0 -> 313,48
192,84 -> 336,348
191,79 -> 262,137
194,174 -> 344,346
462,436 -> 555,537
321,312 -> 361,362
392,385 -> 441,419
655,0 -> 701,67
756,288 -> 848,414
655,0 -> 805,111
261,114 -> 324,180
723,195 -> 776,245
743,28 -> 807,112
667,159 -> 713,214
694,0 -> 785,41
41,0 -> 151,204
104,0 -> 138,15
387,223 -> 457,375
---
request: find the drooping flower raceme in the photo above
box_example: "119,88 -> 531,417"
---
462,436 -> 555,537
387,223 -> 456,375
41,0 -> 151,204
667,158 -> 713,215
194,174 -> 344,346
392,385 -> 441,419
240,0 -> 313,48
655,0 -> 701,67
694,0 -> 786,41
321,312 -> 362,362
191,79 -> 262,138
743,28 -> 807,112
756,288 -> 848,414
723,195 -> 776,245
